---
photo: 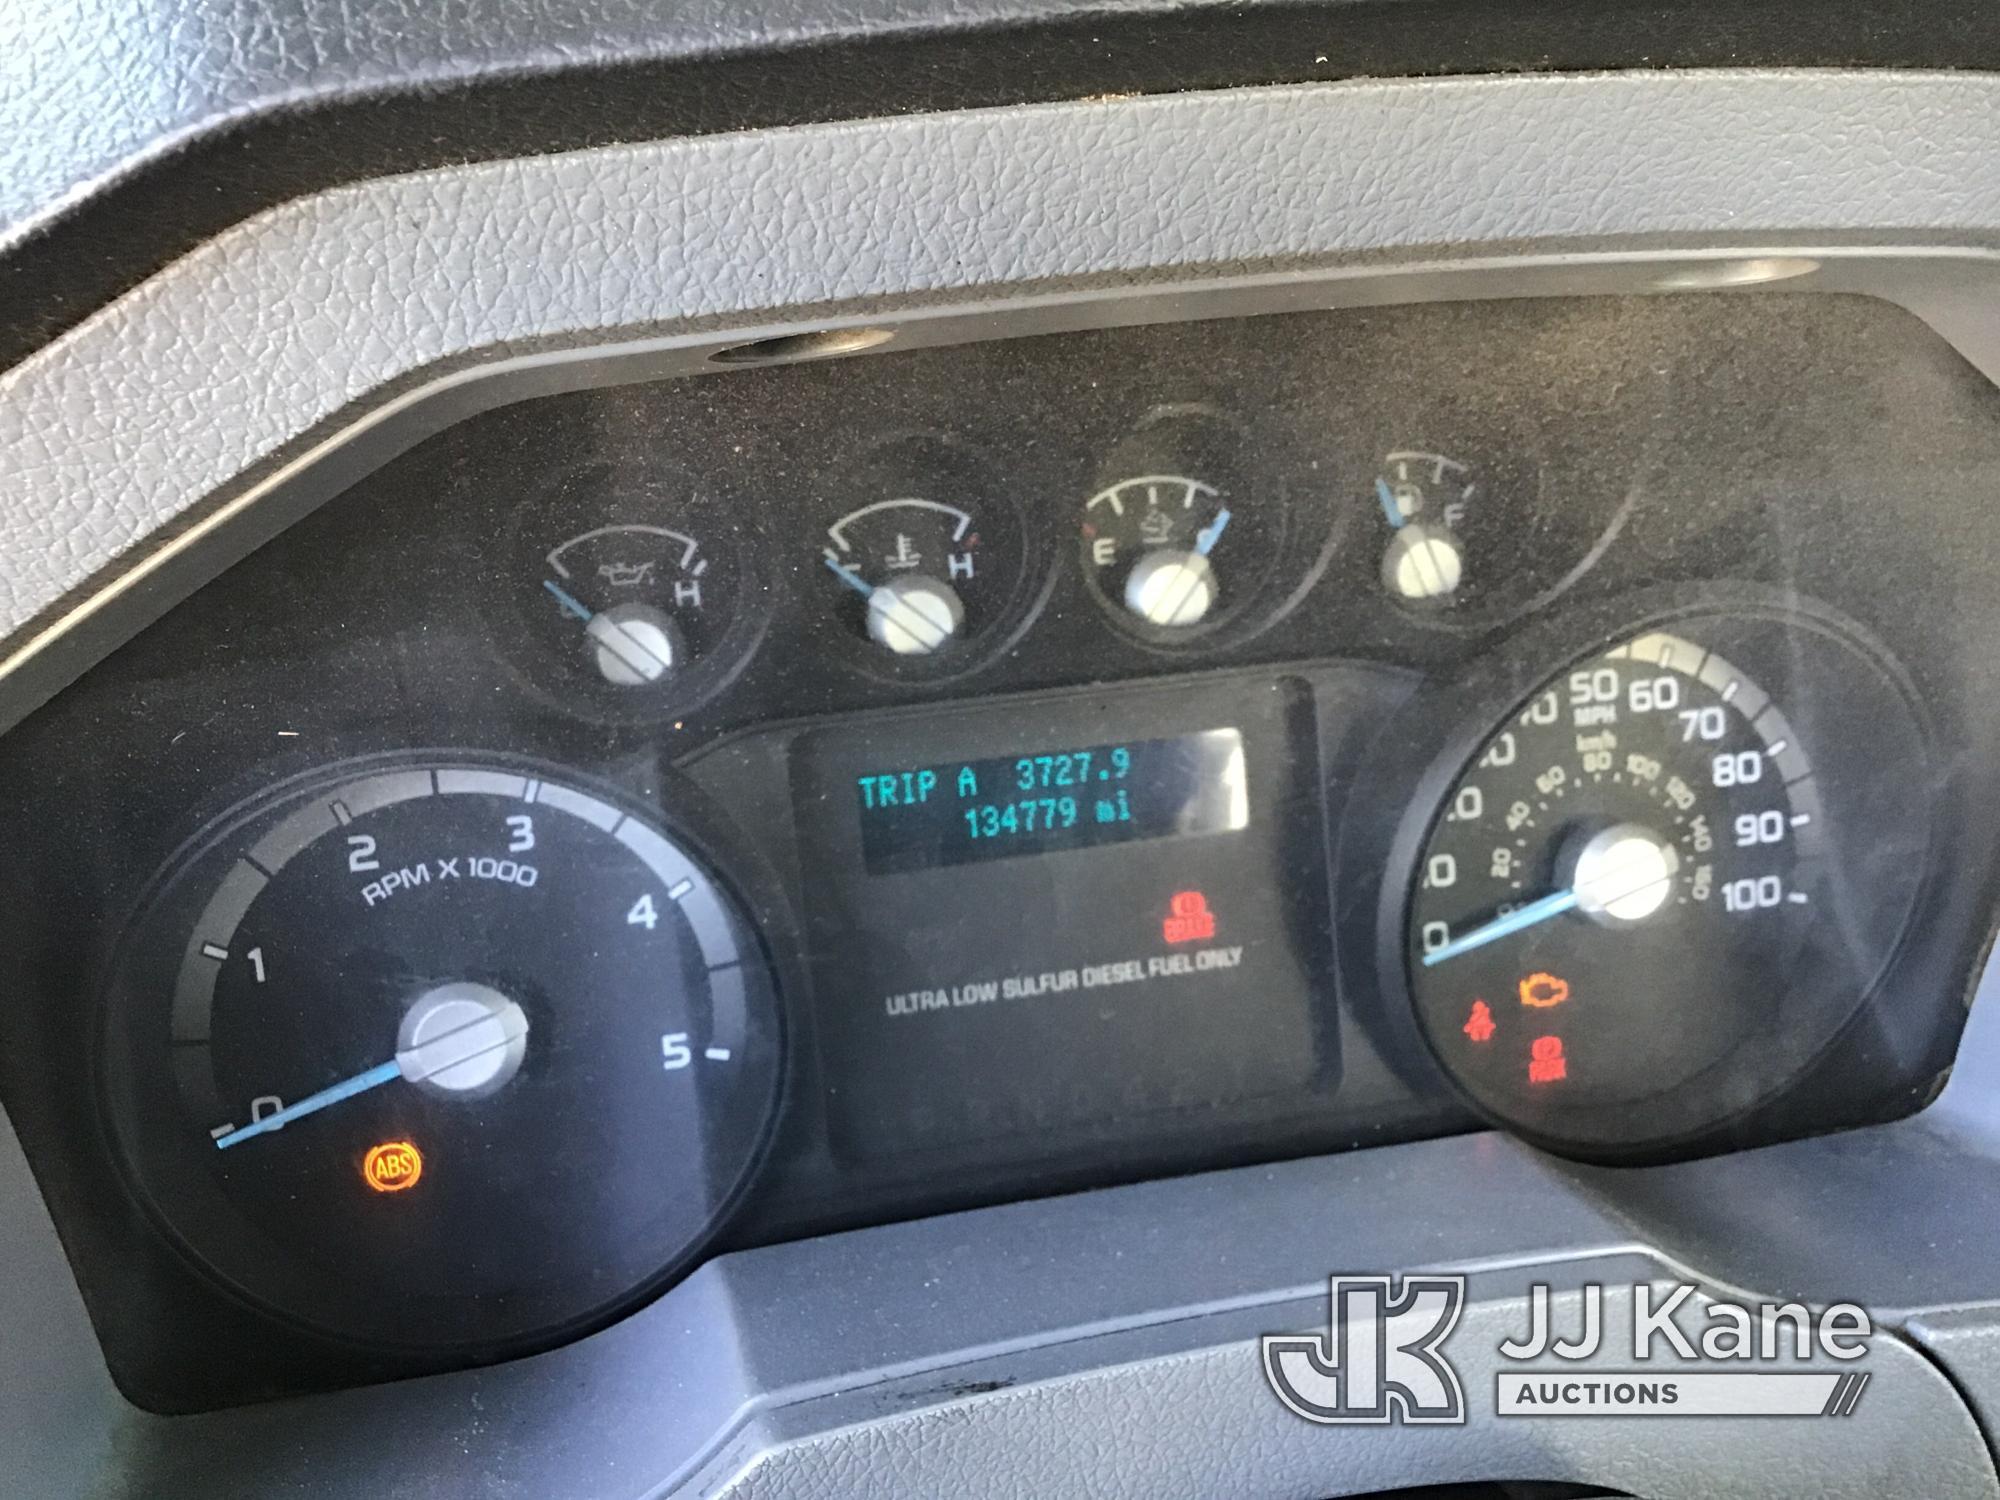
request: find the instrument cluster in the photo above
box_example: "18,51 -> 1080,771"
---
2,292 -> 2000,1409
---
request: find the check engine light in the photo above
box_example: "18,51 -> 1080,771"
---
1519,972 -> 1571,1009
1163,890 -> 1217,945
362,1140 -> 424,1194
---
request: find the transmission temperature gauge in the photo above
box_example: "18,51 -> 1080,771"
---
1370,442 -> 1630,628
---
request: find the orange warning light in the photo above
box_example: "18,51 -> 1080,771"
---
1518,972 -> 1572,1009
1527,1035 -> 1568,1085
362,1140 -> 423,1194
1462,999 -> 1497,1043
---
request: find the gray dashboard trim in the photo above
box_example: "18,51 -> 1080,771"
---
13,69 -> 2000,734
10,64 -> 2000,1498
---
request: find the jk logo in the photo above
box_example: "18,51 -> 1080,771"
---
1262,1275 -> 1468,1425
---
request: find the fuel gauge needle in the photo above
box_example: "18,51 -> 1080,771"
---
1195,506 -> 1233,556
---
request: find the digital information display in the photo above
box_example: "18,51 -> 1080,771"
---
853,730 -> 1249,875
788,678 -> 1332,1165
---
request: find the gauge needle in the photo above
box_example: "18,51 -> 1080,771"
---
1421,830 -> 1680,967
1144,507 -> 1232,628
1376,478 -> 1406,529
213,1000 -> 530,1149
1420,888 -> 1580,967
1194,507 -> 1232,556
541,578 -> 673,680
212,1060 -> 403,1148
822,555 -> 874,599
822,554 -> 953,652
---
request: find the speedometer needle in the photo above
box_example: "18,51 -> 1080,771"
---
1421,824 -> 1681,967
1421,888 -> 1580,967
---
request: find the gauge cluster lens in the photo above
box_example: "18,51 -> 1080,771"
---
1402,619 -> 1930,1151
100,759 -> 782,1351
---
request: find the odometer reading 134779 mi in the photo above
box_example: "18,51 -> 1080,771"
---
1407,631 -> 1830,1138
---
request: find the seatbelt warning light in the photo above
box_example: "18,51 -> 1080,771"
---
1463,999 -> 1496,1043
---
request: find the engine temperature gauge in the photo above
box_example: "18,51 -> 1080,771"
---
815,435 -> 1032,674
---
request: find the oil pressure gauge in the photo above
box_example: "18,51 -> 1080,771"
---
507,462 -> 765,720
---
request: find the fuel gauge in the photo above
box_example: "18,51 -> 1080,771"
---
507,464 -> 764,719
1080,409 -> 1286,646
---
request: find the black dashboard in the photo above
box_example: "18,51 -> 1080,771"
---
4,288 -> 1998,1418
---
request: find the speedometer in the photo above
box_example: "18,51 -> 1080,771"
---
1401,614 -> 1932,1153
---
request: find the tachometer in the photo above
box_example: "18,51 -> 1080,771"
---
100,757 -> 783,1352
1401,614 -> 1931,1153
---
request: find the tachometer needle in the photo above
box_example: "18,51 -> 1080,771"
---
213,993 -> 532,1149
1420,888 -> 1580,967
212,1060 -> 402,1149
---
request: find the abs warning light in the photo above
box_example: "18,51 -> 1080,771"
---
362,1140 -> 424,1193
1163,890 -> 1218,945
1463,999 -> 1496,1042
